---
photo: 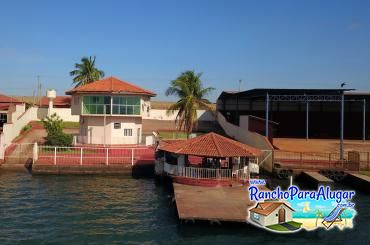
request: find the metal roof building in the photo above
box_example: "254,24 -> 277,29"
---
217,88 -> 370,143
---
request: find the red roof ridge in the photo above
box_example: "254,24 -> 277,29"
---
65,76 -> 156,96
211,133 -> 223,156
113,76 -> 155,95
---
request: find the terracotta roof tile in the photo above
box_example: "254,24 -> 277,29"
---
40,96 -> 71,108
0,94 -> 23,111
159,132 -> 261,157
250,202 -> 294,216
0,94 -> 22,104
66,76 -> 156,96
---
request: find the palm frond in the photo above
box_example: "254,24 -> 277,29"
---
165,70 -> 214,137
70,56 -> 105,87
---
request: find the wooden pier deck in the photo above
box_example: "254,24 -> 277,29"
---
302,171 -> 334,188
173,183 -> 255,223
347,173 -> 370,182
344,173 -> 370,192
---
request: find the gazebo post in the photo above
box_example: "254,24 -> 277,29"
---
184,154 -> 189,166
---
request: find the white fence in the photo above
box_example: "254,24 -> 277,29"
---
3,143 -> 35,162
162,162 -> 249,180
36,145 -> 154,166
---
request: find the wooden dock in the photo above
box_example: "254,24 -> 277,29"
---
302,171 -> 334,188
173,183 -> 255,223
344,173 -> 370,193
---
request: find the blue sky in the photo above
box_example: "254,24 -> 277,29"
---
1,0 -> 370,101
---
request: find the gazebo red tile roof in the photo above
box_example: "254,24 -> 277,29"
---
66,76 -> 156,96
160,132 -> 261,157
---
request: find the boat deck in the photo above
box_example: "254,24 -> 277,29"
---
173,183 -> 255,223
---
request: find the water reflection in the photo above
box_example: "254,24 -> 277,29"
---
0,170 -> 369,244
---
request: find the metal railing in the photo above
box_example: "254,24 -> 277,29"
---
3,143 -> 34,162
273,150 -> 368,171
162,162 -> 249,180
36,145 -> 154,166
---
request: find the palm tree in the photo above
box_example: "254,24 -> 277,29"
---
166,70 -> 215,137
70,56 -> 105,87
315,209 -> 324,226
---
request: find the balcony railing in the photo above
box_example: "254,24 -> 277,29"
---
160,162 -> 249,180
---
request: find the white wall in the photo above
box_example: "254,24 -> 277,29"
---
144,109 -> 215,121
37,108 -> 79,122
0,105 -> 38,159
263,205 -> 293,226
250,204 -> 293,226
78,116 -> 142,145
217,112 -> 274,172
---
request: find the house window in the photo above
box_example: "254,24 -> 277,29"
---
112,96 -> 140,115
253,213 -> 260,220
124,128 -> 133,136
82,96 -> 111,115
114,123 -> 121,129
0,113 -> 7,127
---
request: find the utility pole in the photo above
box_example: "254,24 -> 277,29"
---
37,75 -> 42,106
340,92 -> 344,160
32,89 -> 36,105
239,80 -> 242,92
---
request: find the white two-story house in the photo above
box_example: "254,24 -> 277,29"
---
66,76 -> 156,145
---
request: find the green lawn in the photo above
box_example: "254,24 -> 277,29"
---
35,121 -> 80,129
266,221 -> 302,232
266,224 -> 290,231
61,121 -> 80,128
159,131 -> 188,139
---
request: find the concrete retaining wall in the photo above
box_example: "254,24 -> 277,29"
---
217,112 -> 274,172
143,109 -> 215,121
0,105 -> 38,159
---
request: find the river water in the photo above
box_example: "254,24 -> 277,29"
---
0,170 -> 369,244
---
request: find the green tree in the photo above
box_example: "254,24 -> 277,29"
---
166,71 -> 215,137
70,56 -> 105,87
42,113 -> 72,146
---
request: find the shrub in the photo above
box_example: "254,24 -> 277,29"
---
42,113 -> 73,146
45,132 -> 73,146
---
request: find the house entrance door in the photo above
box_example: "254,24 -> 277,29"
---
278,208 -> 286,223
